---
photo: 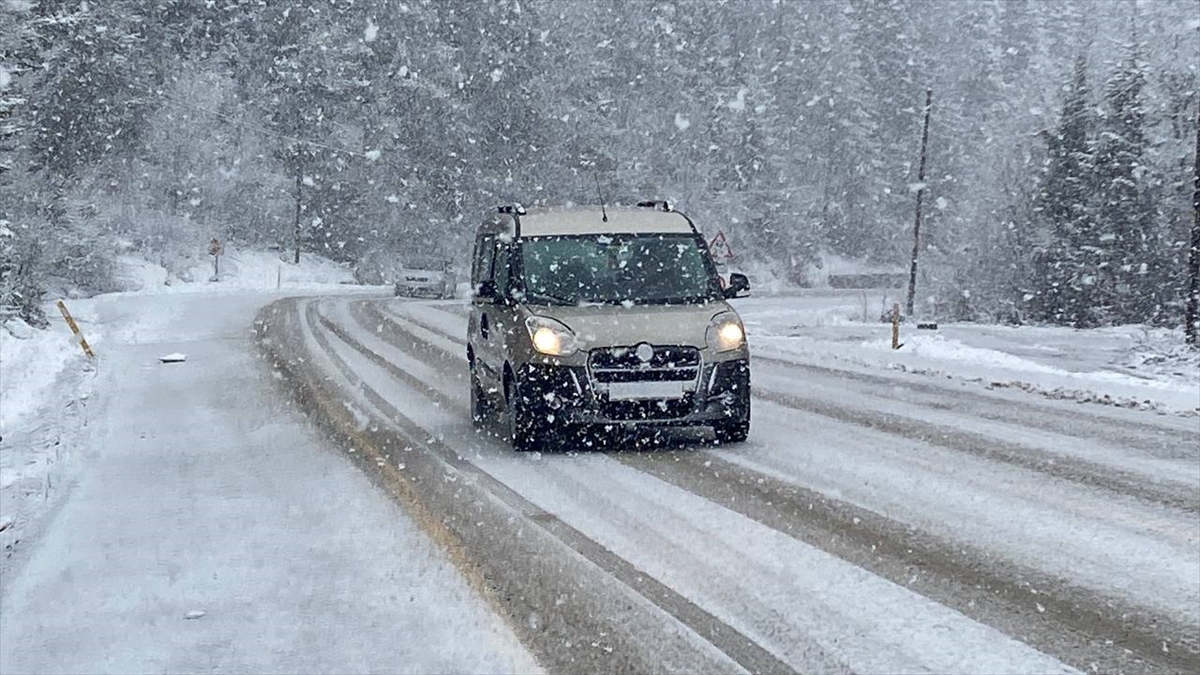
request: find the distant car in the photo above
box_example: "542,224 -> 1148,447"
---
394,259 -> 457,299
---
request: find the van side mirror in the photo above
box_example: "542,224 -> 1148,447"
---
725,273 -> 750,299
475,280 -> 498,302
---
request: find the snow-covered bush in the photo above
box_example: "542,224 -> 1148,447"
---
0,218 -> 47,326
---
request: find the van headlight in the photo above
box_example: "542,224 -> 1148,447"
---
525,316 -> 579,356
707,312 -> 745,352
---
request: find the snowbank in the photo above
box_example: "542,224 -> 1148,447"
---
0,318 -> 84,437
738,294 -> 1200,415
1,248 -> 377,508
115,247 -> 358,294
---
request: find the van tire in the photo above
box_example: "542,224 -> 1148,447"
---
470,366 -> 489,427
506,375 -> 543,452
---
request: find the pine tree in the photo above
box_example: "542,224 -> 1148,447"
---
25,0 -> 157,178
1095,38 -> 1153,323
1160,63 -> 1200,332
1030,56 -> 1101,327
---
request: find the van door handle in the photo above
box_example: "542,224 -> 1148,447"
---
481,313 -> 489,340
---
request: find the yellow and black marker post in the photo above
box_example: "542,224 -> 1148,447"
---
891,302 -> 902,350
56,300 -> 95,358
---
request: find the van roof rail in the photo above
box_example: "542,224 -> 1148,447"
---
496,203 -> 525,238
636,199 -> 671,212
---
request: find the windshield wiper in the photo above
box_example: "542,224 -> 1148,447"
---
524,290 -> 575,306
628,295 -> 710,306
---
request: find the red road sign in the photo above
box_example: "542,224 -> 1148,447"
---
708,230 -> 735,260
209,238 -> 222,256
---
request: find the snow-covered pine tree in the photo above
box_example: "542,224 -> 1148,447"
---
1095,36 -> 1154,323
1030,56 -> 1102,327
26,0 -> 156,179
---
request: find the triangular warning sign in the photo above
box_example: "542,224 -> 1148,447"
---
708,230 -> 735,260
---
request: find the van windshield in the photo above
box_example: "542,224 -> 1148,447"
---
519,233 -> 720,306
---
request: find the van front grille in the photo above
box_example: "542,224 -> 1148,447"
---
588,345 -> 701,385
589,345 -> 700,370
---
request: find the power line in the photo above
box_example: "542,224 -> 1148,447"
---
157,96 -> 374,160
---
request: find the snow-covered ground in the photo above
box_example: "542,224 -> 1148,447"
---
0,313 -> 87,438
1,249 -> 374,525
2,257 -> 1197,673
291,293 -> 1197,672
113,246 -> 359,294
735,291 -> 1200,415
0,254 -> 536,673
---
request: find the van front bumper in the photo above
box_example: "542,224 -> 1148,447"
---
514,358 -> 750,427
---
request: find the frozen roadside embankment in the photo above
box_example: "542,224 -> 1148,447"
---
0,315 -> 94,550
0,315 -> 87,437
2,259 -> 536,672
0,251 -> 382,572
735,294 -> 1200,416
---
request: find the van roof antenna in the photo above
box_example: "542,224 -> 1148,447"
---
594,172 -> 608,223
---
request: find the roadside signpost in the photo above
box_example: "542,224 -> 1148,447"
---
708,230 -> 736,288
209,238 -> 222,280
708,230 -> 735,261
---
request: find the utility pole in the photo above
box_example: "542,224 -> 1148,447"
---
906,88 -> 933,318
293,149 -> 303,265
1186,103 -> 1200,346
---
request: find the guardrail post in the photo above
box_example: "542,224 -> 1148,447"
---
56,300 -> 95,358
891,302 -> 902,350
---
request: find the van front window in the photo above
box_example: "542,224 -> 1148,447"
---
519,234 -> 720,306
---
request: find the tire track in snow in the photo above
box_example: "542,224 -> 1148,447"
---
299,299 -> 797,675
752,354 -> 1197,455
380,299 -> 1198,513
322,300 -> 1083,674
618,449 -> 1198,675
356,298 -> 1197,674
751,385 -> 1198,514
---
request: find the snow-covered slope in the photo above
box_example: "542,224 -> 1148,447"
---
735,294 -> 1200,415
1,290 -> 537,674
0,250 -> 383,552
115,246 -> 357,293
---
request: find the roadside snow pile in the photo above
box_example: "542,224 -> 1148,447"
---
0,318 -> 83,436
199,248 -> 357,289
1123,338 -> 1200,385
1,313 -> 92,551
113,255 -> 170,291
867,329 -> 1199,415
739,295 -> 1200,416
113,246 -> 359,294
872,333 -> 1062,375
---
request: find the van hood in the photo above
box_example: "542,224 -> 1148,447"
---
530,301 -> 735,349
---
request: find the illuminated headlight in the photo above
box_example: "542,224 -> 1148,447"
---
707,312 -> 746,352
525,316 -> 579,356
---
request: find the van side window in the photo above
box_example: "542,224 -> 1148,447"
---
472,235 -> 495,286
493,243 -> 511,299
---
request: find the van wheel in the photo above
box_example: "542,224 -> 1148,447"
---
470,365 -> 489,427
506,375 -> 543,452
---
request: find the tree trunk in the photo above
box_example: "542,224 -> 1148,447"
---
906,88 -> 933,318
293,151 -> 302,265
1185,103 -> 1200,346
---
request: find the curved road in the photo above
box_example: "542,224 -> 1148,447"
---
253,294 -> 1200,674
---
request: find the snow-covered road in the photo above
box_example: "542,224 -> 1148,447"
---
2,288 -> 1196,674
0,293 -> 537,674
244,294 -> 1198,674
